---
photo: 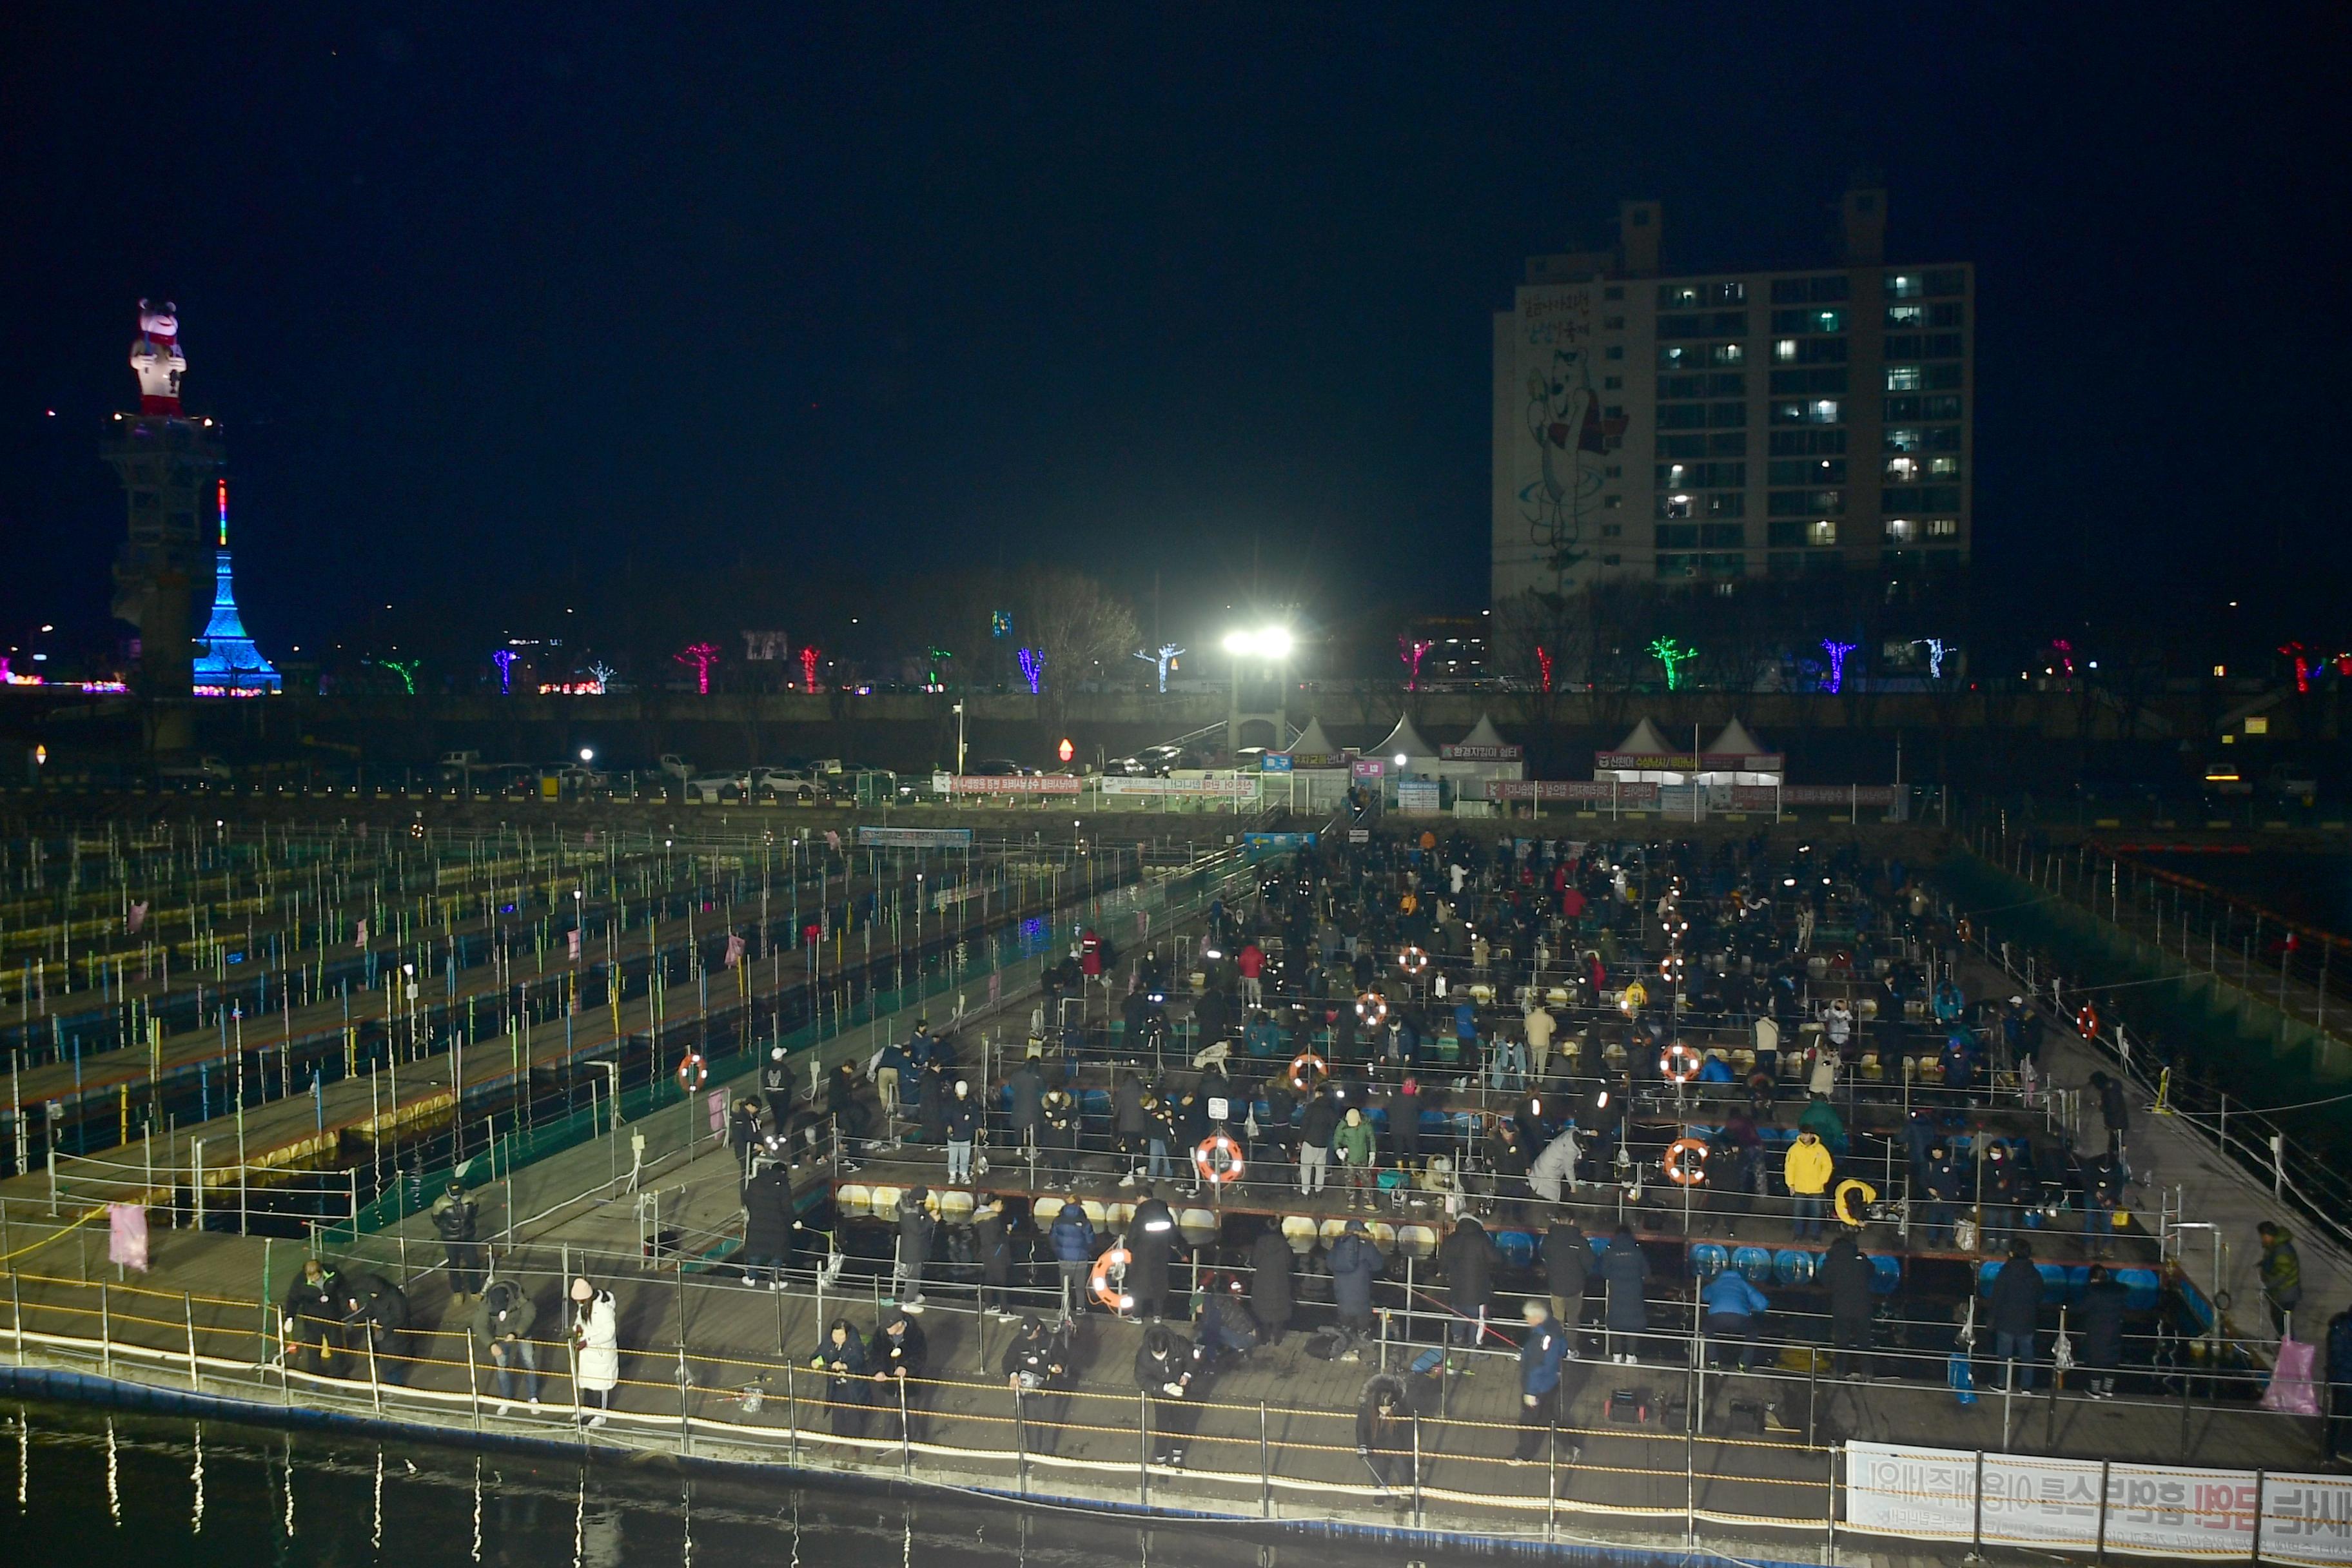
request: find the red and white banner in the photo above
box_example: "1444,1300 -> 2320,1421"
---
1098,776 -> 1258,798
1485,779 -> 1660,806
1595,750 -> 1785,772
1440,743 -> 1523,761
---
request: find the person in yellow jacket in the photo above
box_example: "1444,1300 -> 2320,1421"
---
1783,1128 -> 1834,1240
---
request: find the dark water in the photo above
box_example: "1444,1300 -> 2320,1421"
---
0,1400 -> 1485,1568
2136,851 -> 2352,939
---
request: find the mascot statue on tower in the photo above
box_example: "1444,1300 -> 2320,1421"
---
130,299 -> 187,415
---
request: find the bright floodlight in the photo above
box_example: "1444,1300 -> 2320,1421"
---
1393,752 -> 1407,766
1222,626 -> 1293,659
1222,630 -> 1255,655
578,747 -> 594,761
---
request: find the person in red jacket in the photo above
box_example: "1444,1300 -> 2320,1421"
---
1236,941 -> 1266,1008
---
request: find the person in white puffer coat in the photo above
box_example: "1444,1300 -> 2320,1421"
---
569,1277 -> 620,1427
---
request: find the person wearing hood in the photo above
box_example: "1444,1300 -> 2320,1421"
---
1003,1314 -> 1075,1453
1298,1090 -> 1340,1196
1821,1235 -> 1876,1381
1545,1217 -> 1592,1329
568,1277 -> 620,1426
431,1181 -> 485,1304
740,1160 -> 793,1289
1440,1216 -> 1496,1348
280,1259 -> 344,1375
1701,1268 -> 1769,1371
339,1271 -> 411,1382
1600,1226 -> 1649,1364
894,1188 -> 937,1309
973,1193 -> 1015,1322
2077,1265 -> 2128,1400
1529,1122 -> 1583,1204
471,1277 -> 540,1413
945,1079 -> 981,1186
1988,1239 -> 2044,1389
1248,1224 -> 1295,1346
729,1096 -> 766,1172
1512,1298 -> 1574,1463
1124,1187 -> 1182,1320
1048,1201 -> 1097,1318
810,1317 -> 871,1435
1357,1371 -> 1416,1496
868,1309 -> 929,1440
1784,1128 -> 1833,1240
1328,1219 -> 1382,1344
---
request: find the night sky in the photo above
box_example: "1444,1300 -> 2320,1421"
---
4,6 -> 2347,666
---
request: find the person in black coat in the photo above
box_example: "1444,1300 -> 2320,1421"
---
1357,1371 -> 1416,1494
973,1195 -> 1014,1320
1248,1226 -> 1296,1345
894,1188 -> 936,1308
868,1309 -> 928,1440
810,1317 -> 870,1435
740,1164 -> 793,1288
1137,1322 -> 1200,1465
1124,1189 -> 1182,1320
1439,1217 -> 1497,1347
280,1259 -> 344,1375
1545,1218 -> 1591,1329
1821,1235 -> 1876,1380
2077,1265 -> 2128,1399
1600,1226 -> 1649,1363
338,1271 -> 411,1382
1003,1314 -> 1075,1454
1988,1239 -> 2045,1389
1005,1057 -> 1047,1153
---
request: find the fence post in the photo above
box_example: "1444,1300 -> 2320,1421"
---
365,1324 -> 383,1413
99,1282 -> 112,1378
1012,1386 -> 1028,1494
899,1376 -> 912,1478
2251,1468 -> 2266,1563
1259,1399 -> 1271,1518
1825,1444 -> 1838,1566
2096,1458 -> 2112,1562
677,1343 -> 692,1457
1972,1449 -> 1986,1558
184,1291 -> 199,1389
467,1330 -> 482,1431
8,1271 -> 18,1367
1138,1389 -> 1151,1508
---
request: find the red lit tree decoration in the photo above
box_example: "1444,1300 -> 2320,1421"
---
798,645 -> 823,692
673,642 -> 720,695
2280,641 -> 2314,694
1534,645 -> 1554,694
1398,636 -> 1435,691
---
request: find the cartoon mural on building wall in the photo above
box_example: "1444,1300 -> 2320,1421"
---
1513,287 -> 1625,596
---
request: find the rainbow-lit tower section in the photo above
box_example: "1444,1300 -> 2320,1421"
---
191,477 -> 279,695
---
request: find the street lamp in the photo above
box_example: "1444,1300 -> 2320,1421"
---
952,700 -> 966,777
578,747 -> 594,763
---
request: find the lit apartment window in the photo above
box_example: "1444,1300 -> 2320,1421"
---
1888,273 -> 1923,299
1814,309 -> 1844,333
1929,456 -> 1960,477
1885,427 -> 1923,451
1885,517 -> 1917,544
1711,343 -> 1744,365
1774,338 -> 1799,362
1885,365 -> 1923,391
1886,304 -> 1925,326
1662,493 -> 1694,518
1885,456 -> 1921,484
1661,285 -> 1700,309
1926,518 -> 1959,537
1812,399 -> 1841,424
1808,518 -> 1839,546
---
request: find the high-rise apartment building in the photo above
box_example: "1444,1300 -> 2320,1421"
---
1491,186 -> 1972,609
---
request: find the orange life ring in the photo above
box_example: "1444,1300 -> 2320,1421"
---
676,1052 -> 709,1091
1288,1051 -> 1329,1093
1659,1042 -> 1701,1084
1090,1244 -> 1135,1311
1353,991 -> 1388,1029
1396,946 -> 1429,976
1192,1132 -> 1245,1185
2075,1003 -> 2099,1039
1664,1137 -> 1709,1186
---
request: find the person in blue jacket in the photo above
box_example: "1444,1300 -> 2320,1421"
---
1702,1269 -> 1770,1369
1512,1298 -> 1573,1462
1048,1203 -> 1097,1318
1933,979 -> 1965,1025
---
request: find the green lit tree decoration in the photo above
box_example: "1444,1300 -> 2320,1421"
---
1647,636 -> 1696,691
376,658 -> 421,695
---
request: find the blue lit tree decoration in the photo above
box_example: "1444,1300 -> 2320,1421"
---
491,649 -> 516,694
1647,636 -> 1697,691
1921,638 -> 1948,679
1017,647 -> 1044,694
1133,643 -> 1185,693
1820,640 -> 1857,694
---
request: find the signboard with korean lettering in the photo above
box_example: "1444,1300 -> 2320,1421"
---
1439,743 -> 1523,761
948,775 -> 1082,796
1595,750 -> 1787,772
856,827 -> 975,848
1485,779 -> 1661,807
1395,779 -> 1442,812
1350,758 -> 1387,779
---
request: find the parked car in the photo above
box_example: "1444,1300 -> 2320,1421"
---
438,749 -> 483,778
752,767 -> 819,801
658,754 -> 694,781
685,770 -> 749,803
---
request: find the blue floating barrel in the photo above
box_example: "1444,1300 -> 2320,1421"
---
1868,1253 -> 1903,1294
1690,1242 -> 1729,1280
1773,1250 -> 1818,1286
1732,1246 -> 1774,1284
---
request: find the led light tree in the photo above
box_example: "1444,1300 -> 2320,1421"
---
584,661 -> 617,694
1819,640 -> 1857,694
1534,645 -> 1554,695
1017,647 -> 1045,694
377,658 -> 421,696
798,646 -> 822,692
674,642 -> 720,695
1647,636 -> 1697,691
491,649 -> 516,694
2280,640 -> 2315,695
1133,643 -> 1185,693
1398,637 -> 1435,691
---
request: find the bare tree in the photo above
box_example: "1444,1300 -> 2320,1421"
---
1017,570 -> 1141,713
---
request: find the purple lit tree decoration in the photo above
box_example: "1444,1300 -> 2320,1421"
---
1017,647 -> 1044,694
1819,640 -> 1857,694
1133,643 -> 1184,693
491,649 -> 516,694
674,642 -> 720,695
1398,637 -> 1435,691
